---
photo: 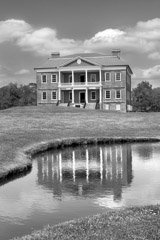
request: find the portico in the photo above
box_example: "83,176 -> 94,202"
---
58,67 -> 102,105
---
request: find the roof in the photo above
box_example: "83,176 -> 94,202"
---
35,52 -> 133,73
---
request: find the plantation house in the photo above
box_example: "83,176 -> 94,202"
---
35,50 -> 133,112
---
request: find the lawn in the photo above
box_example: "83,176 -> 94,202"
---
1,105 -> 160,179
1,105 -> 160,239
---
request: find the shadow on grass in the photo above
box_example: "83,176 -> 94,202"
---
0,165 -> 32,187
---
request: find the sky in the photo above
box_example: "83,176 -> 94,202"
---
1,0 -> 160,88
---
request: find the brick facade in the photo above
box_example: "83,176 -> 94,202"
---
35,52 -> 133,112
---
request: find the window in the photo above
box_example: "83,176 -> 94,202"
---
115,72 -> 121,81
90,74 -> 96,82
105,72 -> 111,81
69,75 -> 72,83
115,90 -> 121,99
116,104 -> 121,111
51,91 -> 57,100
41,75 -> 47,83
69,92 -> 72,101
91,91 -> 96,100
105,90 -> 111,99
42,91 -> 47,100
51,74 -> 57,83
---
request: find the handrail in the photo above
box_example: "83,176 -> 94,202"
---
95,99 -> 100,109
56,100 -> 61,106
67,101 -> 71,107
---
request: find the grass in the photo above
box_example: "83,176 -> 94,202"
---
1,105 -> 160,180
1,105 -> 160,239
13,205 -> 160,240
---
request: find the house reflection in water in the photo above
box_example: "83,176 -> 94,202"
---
36,144 -> 133,202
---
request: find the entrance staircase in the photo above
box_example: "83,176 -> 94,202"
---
57,101 -> 99,110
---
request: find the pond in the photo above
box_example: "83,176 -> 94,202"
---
1,142 -> 160,240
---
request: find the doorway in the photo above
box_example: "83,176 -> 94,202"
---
79,92 -> 85,103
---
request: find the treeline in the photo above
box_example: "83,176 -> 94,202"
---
132,81 -> 160,112
0,83 -> 37,110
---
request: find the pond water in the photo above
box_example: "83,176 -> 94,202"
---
1,142 -> 160,240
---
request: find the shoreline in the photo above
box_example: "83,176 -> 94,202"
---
1,136 -> 160,184
13,205 -> 160,240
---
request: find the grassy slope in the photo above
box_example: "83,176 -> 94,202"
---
14,206 -> 160,240
0,105 -> 160,177
1,106 -> 160,239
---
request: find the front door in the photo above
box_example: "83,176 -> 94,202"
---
79,92 -> 85,103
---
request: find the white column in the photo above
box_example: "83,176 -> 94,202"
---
86,149 -> 89,182
99,69 -> 102,84
99,69 -> 102,105
72,150 -> 75,182
58,88 -> 61,101
42,157 -> 44,179
99,87 -> 102,104
86,88 -> 88,103
46,156 -> 48,177
58,71 -> 61,101
85,70 -> 88,85
100,147 -> 103,182
52,155 -> 54,179
72,70 -> 74,86
72,88 -> 74,104
59,153 -> 62,182
58,71 -> 61,86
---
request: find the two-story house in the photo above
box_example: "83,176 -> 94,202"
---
35,50 -> 133,112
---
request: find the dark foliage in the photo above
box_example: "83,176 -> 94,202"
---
132,81 -> 160,112
0,83 -> 37,110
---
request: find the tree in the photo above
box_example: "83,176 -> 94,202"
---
0,83 -> 37,110
132,81 -> 153,111
151,88 -> 160,111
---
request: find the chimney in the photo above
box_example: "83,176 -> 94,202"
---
112,49 -> 121,59
51,52 -> 60,58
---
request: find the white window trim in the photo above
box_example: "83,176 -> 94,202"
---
115,72 -> 121,81
105,72 -> 111,81
115,90 -> 121,99
51,91 -> 57,100
42,91 -> 47,100
91,91 -> 96,100
90,73 -> 96,82
41,74 -> 47,84
105,90 -> 111,99
69,75 -> 72,83
51,74 -> 57,83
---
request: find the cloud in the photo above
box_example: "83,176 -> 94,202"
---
0,19 -> 31,43
84,18 -> 160,55
1,18 -> 160,58
0,19 -> 82,56
15,69 -> 30,75
133,65 -> 160,80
